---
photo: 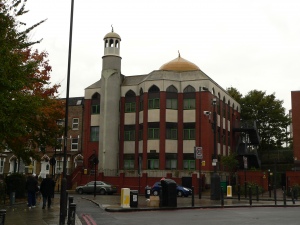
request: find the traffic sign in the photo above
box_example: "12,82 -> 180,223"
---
194,147 -> 203,159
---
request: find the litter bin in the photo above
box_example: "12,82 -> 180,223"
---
130,190 -> 138,208
145,186 -> 151,199
9,192 -> 15,206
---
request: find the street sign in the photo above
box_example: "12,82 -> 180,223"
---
194,147 -> 203,159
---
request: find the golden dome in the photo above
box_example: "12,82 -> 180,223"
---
159,53 -> 200,71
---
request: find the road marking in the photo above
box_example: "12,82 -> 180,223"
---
82,214 -> 97,225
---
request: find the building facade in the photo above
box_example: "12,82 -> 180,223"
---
0,97 -> 84,179
83,29 -> 241,182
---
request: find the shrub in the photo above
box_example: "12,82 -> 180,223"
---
235,182 -> 264,196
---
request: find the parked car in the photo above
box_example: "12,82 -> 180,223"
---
76,181 -> 117,195
151,180 -> 192,197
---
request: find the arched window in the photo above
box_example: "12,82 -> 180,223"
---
166,85 -> 178,109
109,39 -> 114,47
125,90 -> 136,113
183,85 -> 195,109
148,85 -> 160,109
91,93 -> 100,114
115,40 -> 119,48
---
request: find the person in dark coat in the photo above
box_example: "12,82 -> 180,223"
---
39,174 -> 55,209
25,173 -> 39,209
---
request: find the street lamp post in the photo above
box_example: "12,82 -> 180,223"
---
210,98 -> 221,200
93,154 -> 99,199
59,0 -> 74,224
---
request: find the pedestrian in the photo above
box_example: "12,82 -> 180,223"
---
26,173 -> 39,209
40,174 -> 55,209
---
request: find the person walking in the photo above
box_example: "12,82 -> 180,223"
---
26,173 -> 39,209
40,174 -> 55,209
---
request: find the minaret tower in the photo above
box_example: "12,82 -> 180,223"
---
99,26 -> 122,174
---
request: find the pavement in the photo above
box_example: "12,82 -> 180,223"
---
1,189 -> 299,225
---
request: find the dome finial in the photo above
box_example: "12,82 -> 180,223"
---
111,24 -> 114,32
178,50 -> 181,58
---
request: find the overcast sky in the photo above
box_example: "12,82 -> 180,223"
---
21,0 -> 300,113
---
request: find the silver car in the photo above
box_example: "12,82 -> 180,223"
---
76,181 -> 117,195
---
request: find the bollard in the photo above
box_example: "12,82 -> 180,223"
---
220,187 -> 224,207
256,185 -> 259,201
237,184 -> 240,201
274,185 -> 277,205
249,187 -> 252,206
0,209 -> 6,225
68,196 -> 74,223
283,186 -> 286,206
67,203 -> 76,225
9,192 -> 15,206
191,186 -> 194,207
291,187 -> 295,204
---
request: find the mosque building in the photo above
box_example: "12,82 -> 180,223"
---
82,29 -> 243,181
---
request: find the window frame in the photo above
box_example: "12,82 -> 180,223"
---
71,138 -> 78,151
148,128 -> 160,139
147,159 -> 159,169
148,98 -> 160,109
72,118 -> 79,130
90,126 -> 99,142
125,102 -> 136,113
183,99 -> 196,109
183,128 -> 195,140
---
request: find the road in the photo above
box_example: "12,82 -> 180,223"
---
74,195 -> 299,225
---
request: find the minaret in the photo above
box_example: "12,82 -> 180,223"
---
99,27 -> 122,174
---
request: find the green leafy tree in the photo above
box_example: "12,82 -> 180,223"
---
0,0 -> 64,163
221,153 -> 239,185
227,88 -> 291,159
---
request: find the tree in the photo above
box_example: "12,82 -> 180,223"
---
227,88 -> 291,159
221,153 -> 239,185
0,0 -> 64,163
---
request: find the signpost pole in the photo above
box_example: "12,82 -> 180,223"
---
195,147 -> 203,199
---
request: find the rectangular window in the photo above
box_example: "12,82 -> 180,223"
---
183,99 -> 195,109
124,130 -> 135,141
56,138 -> 62,152
0,160 -> 4,174
71,138 -> 78,151
90,126 -> 99,142
72,118 -> 79,130
125,102 -> 136,113
166,99 -> 178,109
183,129 -> 195,140
148,128 -> 159,139
91,105 -> 100,114
56,160 -> 63,174
148,159 -> 159,169
166,159 -> 177,169
124,160 -> 135,169
166,128 -> 177,140
183,160 -> 195,170
148,99 -> 160,109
